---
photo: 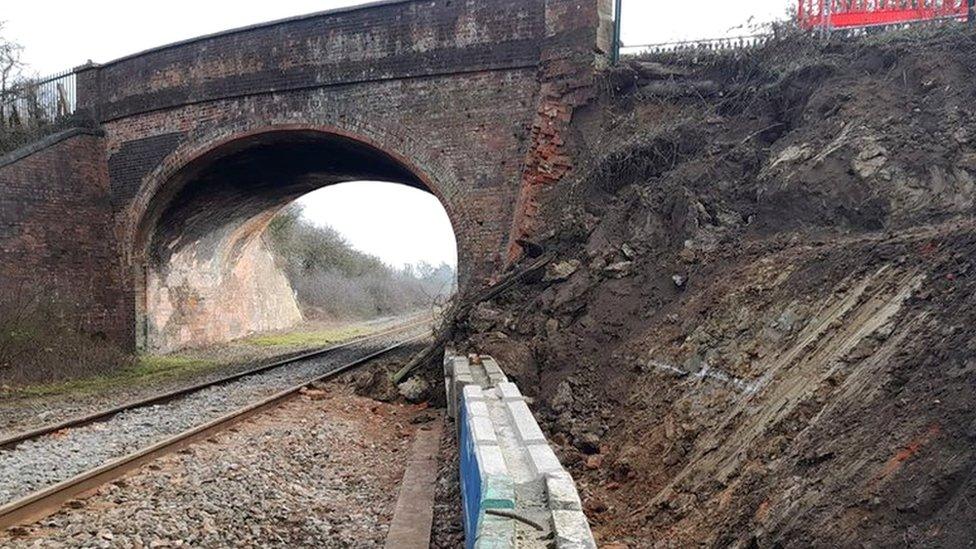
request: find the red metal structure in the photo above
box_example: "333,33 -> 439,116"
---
798,1 -> 969,30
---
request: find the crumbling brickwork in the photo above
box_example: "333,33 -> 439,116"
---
508,0 -> 614,262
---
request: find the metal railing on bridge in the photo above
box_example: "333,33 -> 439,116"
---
613,0 -> 976,62
622,34 -> 773,56
0,69 -> 81,156
0,69 -> 77,130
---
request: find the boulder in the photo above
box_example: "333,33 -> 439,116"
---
397,377 -> 430,403
545,259 -> 581,282
550,380 -> 574,412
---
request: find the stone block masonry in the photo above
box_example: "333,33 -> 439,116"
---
448,352 -> 596,548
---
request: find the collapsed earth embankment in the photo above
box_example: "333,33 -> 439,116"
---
453,27 -> 976,547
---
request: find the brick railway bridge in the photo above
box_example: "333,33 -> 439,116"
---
0,0 -> 613,352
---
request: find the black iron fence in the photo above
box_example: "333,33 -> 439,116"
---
0,69 -> 77,130
0,69 -> 82,156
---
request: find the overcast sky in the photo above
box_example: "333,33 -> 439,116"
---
2,0 -> 790,268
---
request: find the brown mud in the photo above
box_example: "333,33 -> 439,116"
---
454,27 -> 976,547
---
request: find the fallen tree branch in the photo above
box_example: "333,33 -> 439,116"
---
391,252 -> 554,385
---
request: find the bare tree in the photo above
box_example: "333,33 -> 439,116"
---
0,21 -> 25,128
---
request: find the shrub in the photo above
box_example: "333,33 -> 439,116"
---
0,283 -> 134,386
266,205 -> 456,320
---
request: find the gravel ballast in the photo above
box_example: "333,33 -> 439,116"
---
0,325 -> 427,506
1,384 -> 436,548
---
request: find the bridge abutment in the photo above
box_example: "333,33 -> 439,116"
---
0,130 -> 129,344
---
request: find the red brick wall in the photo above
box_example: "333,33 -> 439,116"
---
0,130 -> 127,342
0,0 -> 608,351
507,0 -> 613,262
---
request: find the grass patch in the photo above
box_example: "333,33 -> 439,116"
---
131,355 -> 221,380
243,325 -> 371,348
4,321 -> 381,399
13,355 -> 219,397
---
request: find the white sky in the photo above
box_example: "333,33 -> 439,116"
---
2,0 -> 791,268
297,182 -> 458,268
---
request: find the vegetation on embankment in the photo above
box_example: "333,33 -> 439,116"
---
9,355 -> 218,398
1,316 -> 385,395
0,288 -> 136,389
265,205 -> 455,321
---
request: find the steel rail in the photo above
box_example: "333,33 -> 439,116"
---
0,314 -> 430,450
0,331 -> 428,530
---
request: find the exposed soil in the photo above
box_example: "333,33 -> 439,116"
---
453,26 -> 976,547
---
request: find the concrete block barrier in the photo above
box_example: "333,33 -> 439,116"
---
505,399 -> 548,445
545,472 -> 584,511
552,510 -> 597,548
525,444 -> 564,477
459,384 -> 516,548
449,352 -> 596,549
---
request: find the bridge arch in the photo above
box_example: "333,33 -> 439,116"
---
34,0 -> 613,350
129,123 -> 462,352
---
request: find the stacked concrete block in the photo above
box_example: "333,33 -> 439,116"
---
448,352 -> 596,549
545,472 -> 584,511
459,384 -> 516,548
500,383 -> 595,548
482,357 -> 509,386
552,510 -> 597,548
546,472 -> 593,548
446,354 -> 476,420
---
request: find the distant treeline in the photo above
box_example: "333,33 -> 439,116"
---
266,205 -> 456,320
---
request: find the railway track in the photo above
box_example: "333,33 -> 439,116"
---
0,319 -> 430,530
0,315 -> 429,451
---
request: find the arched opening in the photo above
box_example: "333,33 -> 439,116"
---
132,129 -> 460,353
